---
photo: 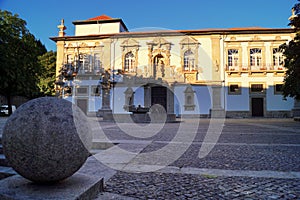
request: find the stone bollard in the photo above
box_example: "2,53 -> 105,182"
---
2,97 -> 92,183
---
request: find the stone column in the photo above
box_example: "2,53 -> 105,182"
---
166,85 -> 176,122
210,85 -> 225,118
96,86 -> 113,120
210,36 -> 226,118
144,85 -> 151,108
96,72 -> 113,120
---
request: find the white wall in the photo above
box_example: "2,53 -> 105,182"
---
75,22 -> 121,36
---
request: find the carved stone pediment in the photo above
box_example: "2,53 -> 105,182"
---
121,38 -> 139,47
147,37 -> 172,50
180,36 -> 199,45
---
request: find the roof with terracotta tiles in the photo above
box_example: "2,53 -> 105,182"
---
88,14 -> 113,21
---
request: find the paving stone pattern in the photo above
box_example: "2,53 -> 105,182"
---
1,117 -> 300,199
105,172 -> 300,199
99,119 -> 300,199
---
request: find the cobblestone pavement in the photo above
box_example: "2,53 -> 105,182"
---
105,172 -> 300,199
95,118 -> 300,199
2,117 -> 300,199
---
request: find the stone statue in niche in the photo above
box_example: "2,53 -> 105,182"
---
157,59 -> 165,78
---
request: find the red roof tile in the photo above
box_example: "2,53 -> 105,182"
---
88,14 -> 113,21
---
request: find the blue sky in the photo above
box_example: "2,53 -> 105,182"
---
0,0 -> 297,51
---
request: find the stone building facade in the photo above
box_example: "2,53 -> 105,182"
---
50,15 -> 295,119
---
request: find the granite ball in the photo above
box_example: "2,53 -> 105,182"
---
2,97 -> 92,183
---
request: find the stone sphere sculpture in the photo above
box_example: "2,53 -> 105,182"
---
2,97 -> 92,183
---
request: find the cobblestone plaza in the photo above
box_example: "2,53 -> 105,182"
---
1,117 -> 300,199
95,118 -> 300,199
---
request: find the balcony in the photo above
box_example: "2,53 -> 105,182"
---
225,64 -> 285,76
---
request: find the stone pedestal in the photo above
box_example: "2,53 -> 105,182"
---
210,85 -> 225,118
210,108 -> 226,118
97,85 -> 114,121
97,109 -> 113,121
131,113 -> 150,123
0,173 -> 103,200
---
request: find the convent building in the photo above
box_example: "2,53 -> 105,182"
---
50,14 -> 296,121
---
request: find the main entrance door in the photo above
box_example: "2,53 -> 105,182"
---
251,98 -> 264,117
151,86 -> 167,111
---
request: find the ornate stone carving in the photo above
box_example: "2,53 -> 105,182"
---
147,37 -> 172,79
121,38 -> 139,74
180,36 -> 200,76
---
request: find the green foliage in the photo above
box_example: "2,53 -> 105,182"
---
38,51 -> 57,96
0,9 -> 47,101
281,1 -> 300,100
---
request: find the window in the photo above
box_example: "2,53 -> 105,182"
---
76,87 -> 88,96
228,49 -> 239,67
91,85 -> 101,96
228,83 -> 241,95
64,54 -> 74,76
250,83 -> 264,93
67,54 -> 73,67
83,54 -> 90,72
183,50 -> 195,71
274,83 -> 283,94
94,53 -> 102,73
124,52 -> 135,72
273,48 -> 283,69
250,48 -> 262,67
79,54 -> 84,70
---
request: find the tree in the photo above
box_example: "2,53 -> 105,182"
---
38,51 -> 57,96
280,1 -> 300,100
0,10 -> 47,114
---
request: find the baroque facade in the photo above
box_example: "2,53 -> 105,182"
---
50,15 -> 295,119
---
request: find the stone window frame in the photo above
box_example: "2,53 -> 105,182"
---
273,82 -> 283,95
226,47 -> 242,71
180,37 -> 200,72
183,49 -> 196,71
121,38 -> 139,74
248,46 -> 265,70
228,82 -> 242,95
124,52 -> 136,73
249,82 -> 266,94
91,85 -> 101,96
272,47 -> 284,70
75,86 -> 89,96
